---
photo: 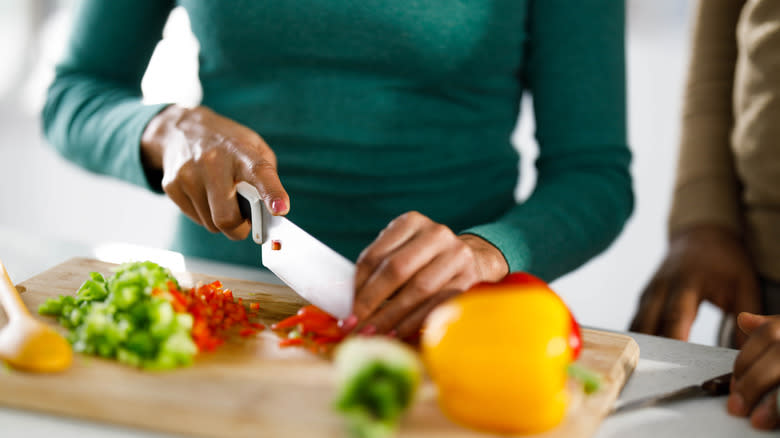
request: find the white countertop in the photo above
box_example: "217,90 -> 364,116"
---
0,226 -> 769,437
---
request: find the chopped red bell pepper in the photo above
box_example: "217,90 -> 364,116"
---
569,313 -> 582,360
279,337 -> 303,347
272,305 -> 347,349
271,314 -> 306,330
155,281 -> 266,352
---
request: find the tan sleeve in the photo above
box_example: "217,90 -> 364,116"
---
668,0 -> 746,237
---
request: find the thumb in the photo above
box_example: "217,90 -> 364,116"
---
733,277 -> 763,345
737,312 -> 770,335
237,160 -> 290,216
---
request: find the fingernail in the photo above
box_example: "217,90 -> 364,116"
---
359,325 -> 376,336
271,199 -> 287,214
338,315 -> 358,332
387,329 -> 398,338
728,393 -> 746,416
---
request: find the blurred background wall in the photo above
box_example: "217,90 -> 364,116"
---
0,1 -> 721,344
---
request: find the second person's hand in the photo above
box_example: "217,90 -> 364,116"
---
629,224 -> 762,345
344,211 -> 509,340
729,312 -> 780,430
141,105 -> 290,240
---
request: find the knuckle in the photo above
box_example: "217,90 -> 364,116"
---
456,243 -> 475,262
200,148 -> 223,166
356,250 -> 380,270
248,159 -> 277,177
399,211 -> 423,225
395,293 -> 417,310
178,161 -> 197,179
176,168 -> 199,192
382,258 -> 408,280
409,281 -> 436,299
213,211 -> 243,230
430,223 -> 453,239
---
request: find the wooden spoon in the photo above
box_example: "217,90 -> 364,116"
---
0,260 -> 72,372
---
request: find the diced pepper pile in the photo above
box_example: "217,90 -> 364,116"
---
271,305 -> 347,351
152,280 -> 265,352
38,261 -> 264,370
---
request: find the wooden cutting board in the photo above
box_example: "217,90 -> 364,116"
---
0,258 -> 639,438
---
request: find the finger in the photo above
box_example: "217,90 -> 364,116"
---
183,182 -> 219,233
733,342 -> 780,415
163,183 -> 204,227
734,320 -> 780,380
396,287 -> 462,340
353,222 -> 453,321
204,165 -> 250,240
734,277 -> 763,346
738,312 -> 771,336
236,153 -> 289,217
354,212 -> 427,292
629,277 -> 668,335
658,282 -> 701,340
750,388 -> 780,430
363,245 -> 474,334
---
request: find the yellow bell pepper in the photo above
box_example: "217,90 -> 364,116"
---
421,272 -> 579,434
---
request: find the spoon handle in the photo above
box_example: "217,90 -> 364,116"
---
0,260 -> 31,320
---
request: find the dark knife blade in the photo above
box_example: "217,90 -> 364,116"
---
611,372 -> 732,414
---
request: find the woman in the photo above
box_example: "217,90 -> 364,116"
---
43,1 -> 632,338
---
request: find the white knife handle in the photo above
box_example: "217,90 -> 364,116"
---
236,182 -> 267,244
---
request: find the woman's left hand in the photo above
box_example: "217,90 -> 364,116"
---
729,312 -> 780,430
344,211 -> 509,340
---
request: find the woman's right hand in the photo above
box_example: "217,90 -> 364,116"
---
141,105 -> 289,240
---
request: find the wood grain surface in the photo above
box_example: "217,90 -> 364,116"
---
0,258 -> 639,437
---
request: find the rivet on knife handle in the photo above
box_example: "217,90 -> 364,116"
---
236,182 -> 266,244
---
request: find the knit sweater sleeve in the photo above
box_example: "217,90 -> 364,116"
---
668,0 -> 746,237
42,0 -> 175,190
463,0 -> 633,281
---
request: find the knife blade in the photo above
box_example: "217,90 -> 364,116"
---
236,182 -> 355,319
611,372 -> 732,414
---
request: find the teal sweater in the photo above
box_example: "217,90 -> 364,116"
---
43,0 -> 632,281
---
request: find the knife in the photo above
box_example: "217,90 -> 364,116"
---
236,182 -> 355,319
611,372 -> 732,414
